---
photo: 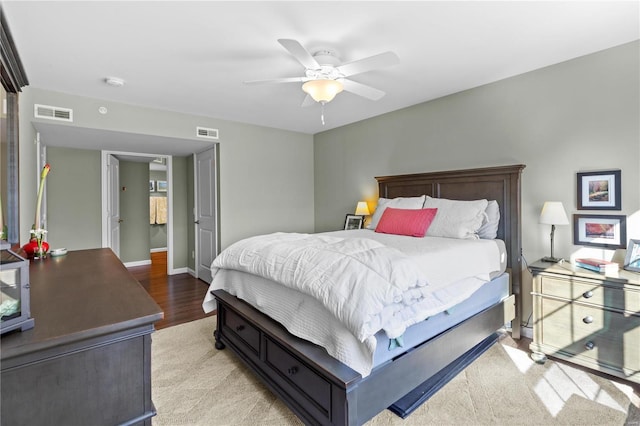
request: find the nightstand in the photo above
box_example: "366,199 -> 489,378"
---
529,260 -> 640,384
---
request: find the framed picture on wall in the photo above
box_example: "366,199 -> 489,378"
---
149,180 -> 155,192
573,214 -> 626,249
577,170 -> 621,210
344,214 -> 364,230
157,180 -> 167,192
624,239 -> 640,272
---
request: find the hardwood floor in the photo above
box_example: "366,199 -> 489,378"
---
129,251 -> 214,330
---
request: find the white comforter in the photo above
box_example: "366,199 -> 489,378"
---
208,231 -> 502,342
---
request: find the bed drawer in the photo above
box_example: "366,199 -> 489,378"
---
264,337 -> 332,416
540,275 -> 639,312
222,308 -> 261,355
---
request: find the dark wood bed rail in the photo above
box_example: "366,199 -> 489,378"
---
376,164 -> 526,338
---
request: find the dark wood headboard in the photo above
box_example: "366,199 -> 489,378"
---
376,164 -> 526,338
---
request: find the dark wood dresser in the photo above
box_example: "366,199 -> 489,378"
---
1,248 -> 163,425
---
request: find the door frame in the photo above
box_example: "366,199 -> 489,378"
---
100,150 -> 175,274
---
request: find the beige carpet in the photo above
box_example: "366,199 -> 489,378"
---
152,316 -> 639,425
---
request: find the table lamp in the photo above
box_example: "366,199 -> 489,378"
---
539,201 -> 569,263
355,201 -> 370,217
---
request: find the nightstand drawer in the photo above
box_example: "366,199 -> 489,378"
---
539,275 -> 640,312
540,298 -> 640,372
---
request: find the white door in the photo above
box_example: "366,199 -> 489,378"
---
195,147 -> 218,282
107,155 -> 121,257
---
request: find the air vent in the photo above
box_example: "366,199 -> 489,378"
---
196,127 -> 219,140
34,104 -> 73,122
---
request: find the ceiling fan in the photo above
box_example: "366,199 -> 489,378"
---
244,39 -> 400,107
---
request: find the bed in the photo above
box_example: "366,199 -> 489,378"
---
206,164 -> 525,425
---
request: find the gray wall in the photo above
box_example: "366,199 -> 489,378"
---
149,169 -> 167,250
314,41 -> 640,325
120,161 -> 150,263
46,146 -> 102,250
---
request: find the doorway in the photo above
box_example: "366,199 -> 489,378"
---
149,157 -> 168,257
101,151 -> 174,274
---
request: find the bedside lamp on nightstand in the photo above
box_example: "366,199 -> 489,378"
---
355,201 -> 370,226
539,201 -> 569,263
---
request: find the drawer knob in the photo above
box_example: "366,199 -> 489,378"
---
235,325 -> 245,332
584,341 -> 595,350
583,291 -> 594,299
287,366 -> 298,376
583,316 -> 594,324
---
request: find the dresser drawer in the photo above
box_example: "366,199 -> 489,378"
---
540,298 -> 640,372
539,275 -> 640,312
222,308 -> 261,355
265,337 -> 331,416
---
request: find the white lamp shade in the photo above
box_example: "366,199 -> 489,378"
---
355,201 -> 370,216
302,79 -> 344,103
539,201 -> 569,225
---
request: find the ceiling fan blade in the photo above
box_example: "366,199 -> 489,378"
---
244,76 -> 306,85
336,52 -> 399,77
278,39 -> 320,70
341,79 -> 386,101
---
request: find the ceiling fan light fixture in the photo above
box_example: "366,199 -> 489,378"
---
302,79 -> 343,103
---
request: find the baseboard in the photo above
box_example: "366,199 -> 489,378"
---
169,267 -> 188,275
504,325 -> 531,340
150,247 -> 167,253
187,268 -> 196,277
124,260 -> 152,268
521,326 -> 533,339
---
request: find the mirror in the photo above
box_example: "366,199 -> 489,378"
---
1,7 -> 29,245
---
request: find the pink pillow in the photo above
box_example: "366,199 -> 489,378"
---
375,207 -> 438,237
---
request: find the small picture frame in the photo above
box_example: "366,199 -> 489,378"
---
577,170 -> 621,210
573,214 -> 626,249
624,239 -> 640,273
149,180 -> 155,192
157,180 -> 168,192
344,214 -> 364,230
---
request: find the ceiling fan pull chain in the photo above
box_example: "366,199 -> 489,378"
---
320,102 -> 326,125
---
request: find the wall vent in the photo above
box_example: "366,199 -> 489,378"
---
196,126 -> 219,140
34,104 -> 73,122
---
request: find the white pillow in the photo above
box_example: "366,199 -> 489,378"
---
422,196 -> 488,239
367,195 -> 426,229
478,200 -> 500,239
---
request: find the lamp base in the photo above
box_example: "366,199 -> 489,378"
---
541,256 -> 563,263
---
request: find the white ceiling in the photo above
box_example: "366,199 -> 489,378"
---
3,1 -> 639,151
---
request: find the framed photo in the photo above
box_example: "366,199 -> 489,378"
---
624,239 -> 640,272
344,214 -> 364,230
157,180 -> 168,192
149,180 -> 155,192
577,170 -> 621,210
573,214 -> 626,249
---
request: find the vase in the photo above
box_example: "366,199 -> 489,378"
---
22,238 -> 50,259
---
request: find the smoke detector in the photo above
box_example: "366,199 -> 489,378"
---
105,77 -> 125,87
